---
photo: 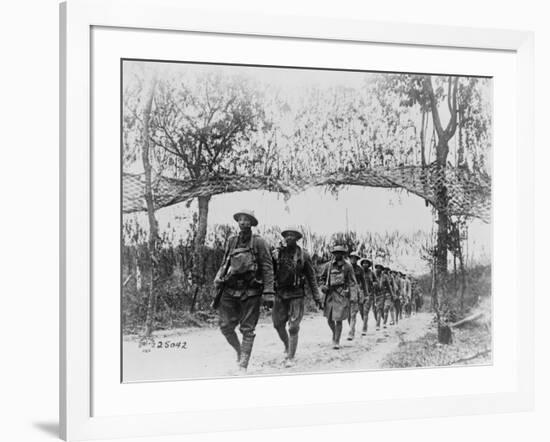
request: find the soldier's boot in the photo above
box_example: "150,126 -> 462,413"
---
222,330 -> 241,363
285,334 -> 299,367
238,335 -> 255,372
390,308 -> 395,326
275,325 -> 290,357
327,319 -> 336,344
333,322 -> 343,349
347,315 -> 356,340
362,316 -> 368,336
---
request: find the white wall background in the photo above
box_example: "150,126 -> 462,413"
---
0,0 -> 546,441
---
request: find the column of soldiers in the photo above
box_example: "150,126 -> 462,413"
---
213,209 -> 422,373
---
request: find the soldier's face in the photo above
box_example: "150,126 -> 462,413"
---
333,252 -> 345,262
283,232 -> 298,247
237,215 -> 252,230
350,256 -> 358,265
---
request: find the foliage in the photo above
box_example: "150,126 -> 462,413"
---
149,72 -> 265,179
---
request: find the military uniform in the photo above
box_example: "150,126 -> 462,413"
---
391,272 -> 401,324
272,236 -> 321,363
402,275 -> 410,316
348,260 -> 367,340
360,262 -> 376,334
215,211 -> 274,371
320,251 -> 357,348
375,268 -> 394,329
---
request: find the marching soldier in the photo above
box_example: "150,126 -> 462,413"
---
320,245 -> 357,349
348,251 -> 367,340
394,271 -> 404,323
402,273 -> 411,317
388,269 -> 399,326
374,264 -> 384,330
359,258 -> 376,334
375,266 -> 394,330
403,274 -> 412,317
213,209 -> 275,373
271,226 -> 323,367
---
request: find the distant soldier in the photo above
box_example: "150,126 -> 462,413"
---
348,251 -> 367,340
360,258 -> 376,334
320,245 -> 357,349
411,278 -> 423,313
389,269 -> 399,325
213,209 -> 275,372
404,274 -> 413,317
396,272 -> 406,321
373,264 -> 384,330
376,266 -> 394,330
271,226 -> 323,367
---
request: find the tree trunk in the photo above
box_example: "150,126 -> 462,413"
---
190,285 -> 200,313
190,195 -> 211,309
420,109 -> 427,167
435,135 -> 450,274
196,195 -> 211,250
431,252 -> 439,318
141,76 -> 158,338
458,237 -> 466,314
453,251 -> 458,297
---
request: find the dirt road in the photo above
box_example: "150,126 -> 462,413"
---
123,312 -> 433,382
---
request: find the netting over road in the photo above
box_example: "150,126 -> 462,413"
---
122,164 -> 491,223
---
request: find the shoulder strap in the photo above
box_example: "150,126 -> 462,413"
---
294,246 -> 304,265
325,261 -> 332,287
294,246 -> 305,287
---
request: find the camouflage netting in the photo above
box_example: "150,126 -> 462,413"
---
123,164 -> 491,223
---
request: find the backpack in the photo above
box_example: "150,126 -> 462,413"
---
225,235 -> 257,282
325,261 -> 346,288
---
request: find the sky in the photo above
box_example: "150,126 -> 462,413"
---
124,186 -> 492,274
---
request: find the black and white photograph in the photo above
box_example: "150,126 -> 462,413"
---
121,59 -> 492,382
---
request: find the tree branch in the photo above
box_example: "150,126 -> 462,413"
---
424,76 -> 444,138
446,77 -> 459,139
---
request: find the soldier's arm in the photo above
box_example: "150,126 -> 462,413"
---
346,263 -> 358,287
366,272 -> 373,296
319,262 -> 329,293
358,267 -> 367,296
302,251 -> 320,299
214,238 -> 232,285
255,236 -> 275,294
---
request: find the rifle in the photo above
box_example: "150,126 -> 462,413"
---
211,254 -> 232,310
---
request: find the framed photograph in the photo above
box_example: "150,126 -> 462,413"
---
60,0 -> 534,440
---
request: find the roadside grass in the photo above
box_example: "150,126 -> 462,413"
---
382,319 -> 491,368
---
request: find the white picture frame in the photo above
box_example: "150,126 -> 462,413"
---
60,0 -> 534,440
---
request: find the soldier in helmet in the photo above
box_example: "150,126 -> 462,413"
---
359,258 -> 376,334
213,209 -> 275,373
347,251 -> 367,341
374,265 -> 394,330
386,268 -> 398,326
373,264 -> 385,330
319,245 -> 358,349
271,226 -> 323,367
390,270 -> 401,325
399,272 -> 407,319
